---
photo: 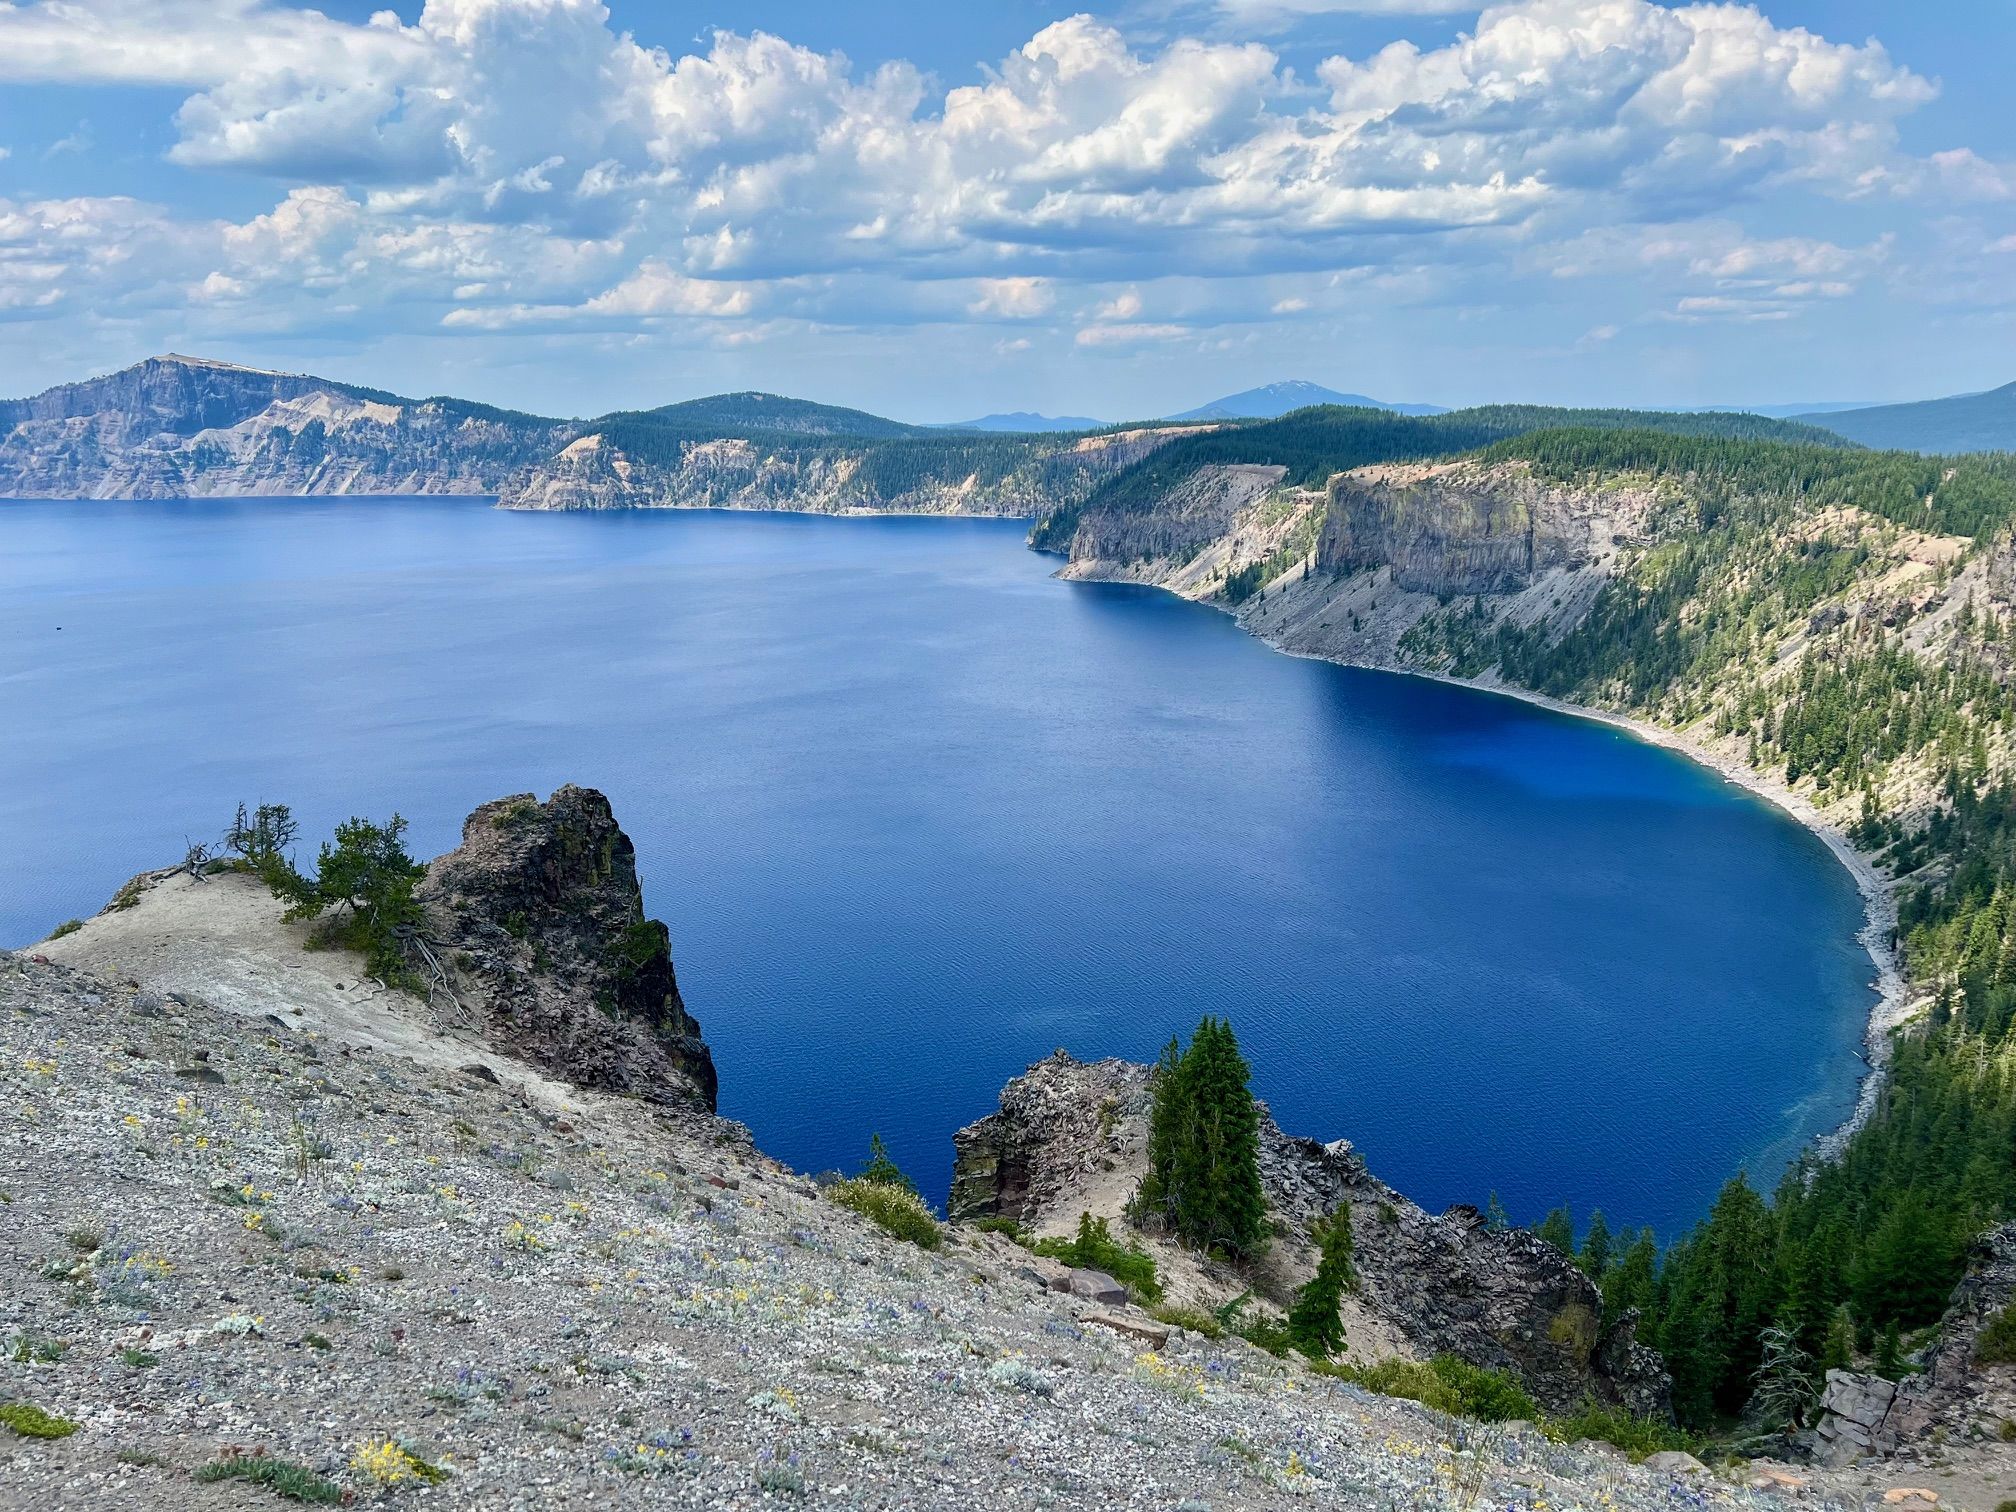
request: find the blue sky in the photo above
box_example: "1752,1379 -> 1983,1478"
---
0,1 -> 2011,421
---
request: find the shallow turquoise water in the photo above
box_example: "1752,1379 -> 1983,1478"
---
0,497 -> 1874,1237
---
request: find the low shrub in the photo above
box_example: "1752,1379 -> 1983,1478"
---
1027,1213 -> 1162,1303
1427,1355 -> 1542,1422
350,1438 -> 449,1487
47,919 -> 84,941
0,1402 -> 80,1439
1317,1354 -> 1540,1424
854,1133 -> 919,1196
829,1178 -> 941,1250
1977,1305 -> 2016,1366
1543,1400 -> 1695,1460
194,1453 -> 342,1504
1148,1304 -> 1225,1340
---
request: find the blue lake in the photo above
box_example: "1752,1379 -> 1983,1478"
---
0,497 -> 1874,1239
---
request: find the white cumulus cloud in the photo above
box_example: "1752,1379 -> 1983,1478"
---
0,0 -> 2005,394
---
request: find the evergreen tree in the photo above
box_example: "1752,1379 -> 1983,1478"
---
1875,1319 -> 1904,1381
1535,1205 -> 1575,1257
1820,1306 -> 1855,1374
857,1133 -> 916,1195
1190,1018 -> 1269,1259
1578,1210 -> 1613,1280
1138,1018 -> 1268,1260
1602,1228 -> 1658,1330
1483,1191 -> 1510,1233
258,809 -> 426,984
1138,1036 -> 1190,1221
1654,1175 -> 1779,1423
1286,1208 -> 1357,1358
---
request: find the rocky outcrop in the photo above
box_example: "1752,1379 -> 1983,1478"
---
417,786 -> 716,1110
1319,461 -> 1635,595
1813,1223 -> 2016,1463
951,1052 -> 1670,1419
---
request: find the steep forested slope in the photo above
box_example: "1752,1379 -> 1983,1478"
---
1046,417 -> 2016,1429
1030,404 -> 1849,554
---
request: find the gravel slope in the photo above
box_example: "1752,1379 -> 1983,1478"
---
0,946 -> 1972,1510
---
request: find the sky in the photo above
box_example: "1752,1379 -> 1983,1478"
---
0,1 -> 2012,422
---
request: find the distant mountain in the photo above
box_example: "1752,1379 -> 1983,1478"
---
1686,402 -> 1883,419
0,355 -> 1185,515
1796,383 -> 2016,454
0,354 -> 568,499
934,412 -> 1107,433
1168,380 -> 1446,422
633,391 -> 926,439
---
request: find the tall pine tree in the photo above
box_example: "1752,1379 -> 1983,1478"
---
1139,1017 -> 1268,1260
1287,1208 -> 1357,1358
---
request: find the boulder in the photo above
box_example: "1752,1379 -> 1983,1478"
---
1064,1269 -> 1129,1307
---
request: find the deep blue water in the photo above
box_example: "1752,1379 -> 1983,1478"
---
0,498 -> 1874,1239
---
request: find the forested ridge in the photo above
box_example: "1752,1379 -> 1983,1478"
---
577,408 -> 1127,509
1386,428 -> 2016,1430
1028,403 -> 1849,552
1059,408 -> 2016,1431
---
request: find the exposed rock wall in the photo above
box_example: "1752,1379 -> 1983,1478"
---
1814,1222 -> 2016,1463
417,786 -> 717,1110
1057,463 -> 1288,577
501,425 -> 1192,515
1320,462 -> 1606,595
951,1052 -> 1670,1419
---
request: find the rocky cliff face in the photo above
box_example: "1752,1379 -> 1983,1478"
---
1057,463 -> 1288,579
951,1052 -> 1671,1419
499,424 -> 1189,516
1319,462 -> 1612,594
417,786 -> 716,1110
1813,1222 -> 2016,1463
0,354 -> 571,499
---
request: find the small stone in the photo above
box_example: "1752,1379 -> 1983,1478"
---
1883,1493 -> 1938,1506
1079,1312 -> 1168,1347
460,1063 -> 500,1085
1642,1451 -> 1708,1475
1749,1467 -> 1807,1489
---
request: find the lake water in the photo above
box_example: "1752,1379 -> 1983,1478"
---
0,497 -> 1874,1239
